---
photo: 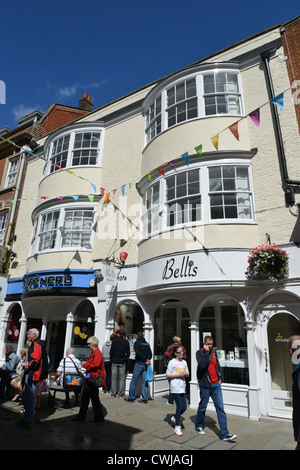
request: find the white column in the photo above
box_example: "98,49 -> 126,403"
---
245,320 -> 261,420
64,312 -> 74,356
189,320 -> 200,409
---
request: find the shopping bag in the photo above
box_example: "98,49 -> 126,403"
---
145,364 -> 155,382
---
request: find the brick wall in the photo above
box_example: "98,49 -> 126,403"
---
281,16 -> 300,132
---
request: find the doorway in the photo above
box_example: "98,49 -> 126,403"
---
266,312 -> 300,418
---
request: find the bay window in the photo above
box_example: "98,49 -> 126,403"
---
144,67 -> 242,144
44,125 -> 103,176
32,205 -> 94,254
141,162 -> 254,239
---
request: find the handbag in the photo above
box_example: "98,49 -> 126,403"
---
145,364 -> 155,383
63,357 -> 84,389
87,372 -> 105,388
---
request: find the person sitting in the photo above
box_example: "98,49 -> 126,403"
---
0,345 -> 20,399
52,347 -> 82,406
10,348 -> 28,403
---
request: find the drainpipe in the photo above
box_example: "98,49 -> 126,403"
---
261,51 -> 300,203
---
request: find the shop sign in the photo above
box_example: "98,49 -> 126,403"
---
103,265 -> 118,286
162,255 -> 198,280
23,274 -> 73,291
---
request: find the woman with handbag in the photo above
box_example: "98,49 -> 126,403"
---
73,336 -> 106,423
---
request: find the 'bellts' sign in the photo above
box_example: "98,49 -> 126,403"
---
162,256 -> 198,280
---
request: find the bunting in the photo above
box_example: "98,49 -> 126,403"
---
0,86 -> 293,206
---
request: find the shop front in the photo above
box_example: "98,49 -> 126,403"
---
0,269 -> 98,371
100,247 -> 300,420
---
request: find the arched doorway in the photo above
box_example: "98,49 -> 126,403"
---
113,301 -> 144,373
265,312 -> 300,417
153,299 -> 191,376
72,300 -> 95,363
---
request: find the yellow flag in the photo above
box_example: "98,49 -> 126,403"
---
147,172 -> 152,181
211,134 -> 219,151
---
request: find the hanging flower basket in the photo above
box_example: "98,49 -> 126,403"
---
247,244 -> 289,281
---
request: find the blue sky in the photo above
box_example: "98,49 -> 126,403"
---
0,0 -> 299,132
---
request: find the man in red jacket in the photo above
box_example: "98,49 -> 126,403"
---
16,328 -> 48,426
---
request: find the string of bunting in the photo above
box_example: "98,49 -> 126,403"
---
0,86 -> 293,207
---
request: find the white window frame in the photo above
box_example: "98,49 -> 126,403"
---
0,210 -> 9,245
144,67 -> 243,145
43,125 -> 104,177
5,156 -> 20,188
31,203 -> 95,255
140,159 -> 254,240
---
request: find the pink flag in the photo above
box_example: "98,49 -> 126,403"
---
249,108 -> 260,126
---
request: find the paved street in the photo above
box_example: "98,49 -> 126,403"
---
0,389 -> 296,452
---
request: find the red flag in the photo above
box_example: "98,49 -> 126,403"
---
229,122 -> 240,141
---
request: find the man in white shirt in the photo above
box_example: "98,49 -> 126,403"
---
53,347 -> 82,406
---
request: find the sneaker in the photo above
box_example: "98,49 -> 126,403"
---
171,416 -> 176,424
174,425 -> 182,436
196,427 -> 205,435
222,433 -> 237,441
166,401 -> 174,405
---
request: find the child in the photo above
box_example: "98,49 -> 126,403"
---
166,345 -> 189,436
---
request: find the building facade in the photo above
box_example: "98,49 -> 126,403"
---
1,19 -> 300,420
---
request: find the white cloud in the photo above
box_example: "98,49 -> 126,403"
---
46,80 -> 108,100
12,104 -> 43,121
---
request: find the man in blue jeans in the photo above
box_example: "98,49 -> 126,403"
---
125,331 -> 152,403
195,336 -> 237,441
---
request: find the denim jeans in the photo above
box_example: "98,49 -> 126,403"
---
127,362 -> 148,401
195,382 -> 229,439
104,361 -> 111,392
22,374 -> 36,424
173,393 -> 187,425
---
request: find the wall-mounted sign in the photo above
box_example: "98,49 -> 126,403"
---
162,255 -> 198,280
23,274 -> 73,290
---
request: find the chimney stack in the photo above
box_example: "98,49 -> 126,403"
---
79,92 -> 94,112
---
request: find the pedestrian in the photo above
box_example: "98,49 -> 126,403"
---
0,344 -> 20,399
166,345 -> 189,436
52,347 -> 82,406
73,336 -> 106,423
10,348 -> 28,403
195,335 -> 237,441
288,335 -> 300,450
102,334 -> 116,393
125,331 -> 152,403
110,329 -> 130,397
164,336 -> 187,405
16,328 -> 48,426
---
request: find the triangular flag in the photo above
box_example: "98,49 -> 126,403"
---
211,135 -> 219,151
157,166 -> 165,177
87,194 -> 94,202
168,161 -> 177,172
121,185 -> 125,196
229,122 -> 240,141
271,92 -> 284,110
11,200 -> 16,204
26,198 -> 32,202
181,152 -> 189,166
147,172 -> 152,181
112,189 -> 117,197
129,181 -> 133,189
41,197 -> 48,200
100,187 -> 105,196
195,144 -> 202,157
249,108 -> 260,126
72,195 -> 79,201
103,192 -> 110,203
6,139 -> 17,146
57,196 -> 64,200
90,183 -> 97,193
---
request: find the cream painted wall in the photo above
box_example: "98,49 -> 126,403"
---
137,224 -> 259,264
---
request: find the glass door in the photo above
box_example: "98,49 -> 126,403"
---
266,313 -> 300,418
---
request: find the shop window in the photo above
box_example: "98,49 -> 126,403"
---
6,304 -> 21,344
153,300 -> 190,375
72,300 -> 95,362
199,296 -> 249,385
